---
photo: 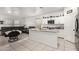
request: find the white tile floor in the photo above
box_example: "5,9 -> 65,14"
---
0,34 -> 78,51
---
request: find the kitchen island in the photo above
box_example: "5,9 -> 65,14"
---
29,29 -> 59,48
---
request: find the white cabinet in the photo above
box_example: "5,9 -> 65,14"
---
58,30 -> 64,38
29,29 -> 58,48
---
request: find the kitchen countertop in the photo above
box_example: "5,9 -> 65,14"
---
29,28 -> 59,33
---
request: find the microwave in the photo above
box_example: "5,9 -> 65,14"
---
48,20 -> 55,24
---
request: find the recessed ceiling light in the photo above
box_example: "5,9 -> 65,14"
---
40,7 -> 43,8
8,10 -> 12,14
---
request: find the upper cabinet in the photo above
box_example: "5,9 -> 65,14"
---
64,7 -> 78,16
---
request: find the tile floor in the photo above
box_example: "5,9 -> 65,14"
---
0,34 -> 58,51
0,34 -> 78,51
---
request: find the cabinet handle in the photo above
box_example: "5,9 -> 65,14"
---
73,29 -> 75,31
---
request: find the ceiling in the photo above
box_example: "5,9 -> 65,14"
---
0,7 -> 64,17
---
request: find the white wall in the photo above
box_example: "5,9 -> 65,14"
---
25,17 -> 37,27
64,7 -> 78,43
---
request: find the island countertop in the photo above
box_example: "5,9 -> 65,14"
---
29,28 -> 59,33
